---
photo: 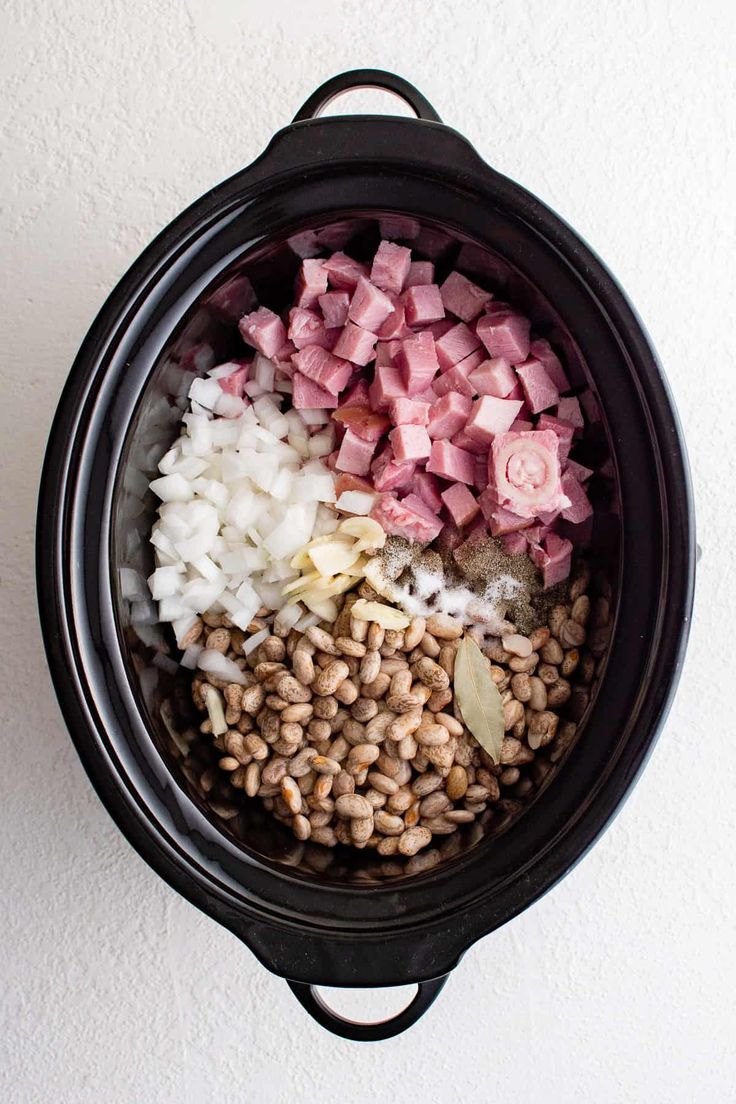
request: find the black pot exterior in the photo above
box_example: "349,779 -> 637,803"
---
37,73 -> 694,1034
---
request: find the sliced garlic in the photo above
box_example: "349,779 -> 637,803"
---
337,516 -> 386,552
350,598 -> 410,629
307,540 -> 360,577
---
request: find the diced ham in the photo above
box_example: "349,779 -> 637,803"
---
405,261 -> 435,287
323,252 -> 369,290
318,290 -> 350,329
389,397 -> 430,426
489,429 -> 569,519
474,454 -> 489,491
464,395 -> 524,444
288,307 -> 334,350
274,339 -> 297,368
510,418 -> 534,433
414,471 -> 444,512
556,395 -> 584,430
336,429 -> 378,476
374,341 -> 395,367
389,423 -> 431,462
476,312 -> 530,364
441,483 -> 480,527
340,378 -> 371,407
537,413 -> 574,463
401,492 -> 443,525
529,338 -> 570,393
332,405 -> 390,442
238,307 -> 287,358
397,330 -> 440,395
432,349 -> 485,398
370,240 -> 412,296
369,363 -> 410,410
501,531 -> 528,556
440,271 -> 492,322
371,446 -> 416,492
468,357 -> 517,398
427,440 -> 476,485
371,493 -> 443,542
530,532 -> 573,588
335,472 -> 375,496
421,318 -> 454,341
427,392 -> 473,439
451,429 -> 485,454
404,284 -> 445,326
515,358 -> 560,414
332,322 -> 378,366
376,296 -> 408,340
435,322 -> 482,370
348,276 -> 395,332
207,275 -> 256,321
560,471 -> 594,524
292,372 -> 338,409
291,345 -> 352,395
216,360 -> 250,396
483,502 -> 534,537
294,259 -> 328,309
565,458 -> 594,483
378,214 -> 420,240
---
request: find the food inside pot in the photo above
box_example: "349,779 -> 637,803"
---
136,218 -> 615,876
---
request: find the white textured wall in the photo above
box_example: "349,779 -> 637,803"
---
2,1 -> 735,1100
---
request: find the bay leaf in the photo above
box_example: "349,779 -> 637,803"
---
454,635 -> 505,765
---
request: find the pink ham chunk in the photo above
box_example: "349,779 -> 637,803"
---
421,318 -> 454,341
530,532 -> 573,588
389,423 -> 431,463
288,307 -> 334,350
440,271 -> 493,322
529,338 -> 570,393
452,429 -> 485,454
464,395 -> 524,445
291,345 -> 352,396
390,397 -> 430,426
479,489 -> 534,536
427,440 -> 476,485
556,395 -> 584,430
207,275 -> 257,321
371,446 -> 416,492
332,321 -> 378,366
294,259 -> 328,309
474,454 -> 489,490
217,360 -> 250,396
515,358 -> 560,414
371,493 -> 443,542
340,377 -> 371,407
323,252 -> 369,290
397,330 -> 440,394
441,483 -> 480,527
414,471 -> 444,512
336,429 -> 377,476
404,284 -> 445,327
318,291 -> 350,329
370,240 -> 412,296
476,312 -> 530,364
468,357 -> 517,398
560,471 -> 593,524
501,531 -> 529,556
369,363 -> 410,410
349,277 -> 395,332
432,349 -> 485,398
376,296 -> 409,340
238,307 -> 287,358
565,458 -> 594,483
435,322 -> 482,370
427,392 -> 473,439
292,372 -> 338,410
405,261 -> 435,287
537,413 -> 574,463
332,405 -> 390,442
489,429 -> 569,519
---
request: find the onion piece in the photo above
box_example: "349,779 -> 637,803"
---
197,649 -> 247,685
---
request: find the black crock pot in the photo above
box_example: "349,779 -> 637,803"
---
37,70 -> 695,1040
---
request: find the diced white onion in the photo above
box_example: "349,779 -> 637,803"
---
198,650 -> 247,685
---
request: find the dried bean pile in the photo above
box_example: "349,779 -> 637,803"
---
186,563 -> 611,858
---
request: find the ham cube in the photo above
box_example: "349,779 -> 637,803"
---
323,252 -> 369,290
376,296 -> 408,340
432,349 -> 485,398
515,358 -> 560,414
292,372 -> 338,410
560,471 -> 594,524
435,322 -> 482,370
537,413 -> 574,463
349,276 -> 395,332
405,261 -> 435,287
207,275 -> 256,321
441,483 -> 480,527
474,455 -> 489,490
332,405 -> 390,442
371,446 -> 416,492
421,318 -> 454,341
530,338 -> 570,393
291,345 -> 352,396
332,321 -> 378,366
427,440 -> 476,485
340,378 -> 371,407
501,531 -> 528,556
404,284 -> 445,326
288,307 -> 334,350
370,240 -> 412,296
414,471 -> 444,512
489,429 -> 569,518
374,341 -> 395,367
217,360 -> 250,396
476,312 -> 530,364
390,397 -> 430,426
468,357 -> 517,398
465,395 -> 524,444
238,307 -> 287,358
452,429 -> 485,454
318,290 -> 350,329
565,458 -> 594,483
336,429 -> 378,476
530,532 -> 573,588
427,392 -> 473,439
371,494 -> 443,542
389,424 -> 431,463
369,363 -> 410,410
440,271 -> 492,322
294,259 -> 328,308
397,330 -> 440,395
556,395 -> 584,430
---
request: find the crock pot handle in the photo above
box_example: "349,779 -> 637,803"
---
286,975 -> 448,1041
292,69 -> 442,124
